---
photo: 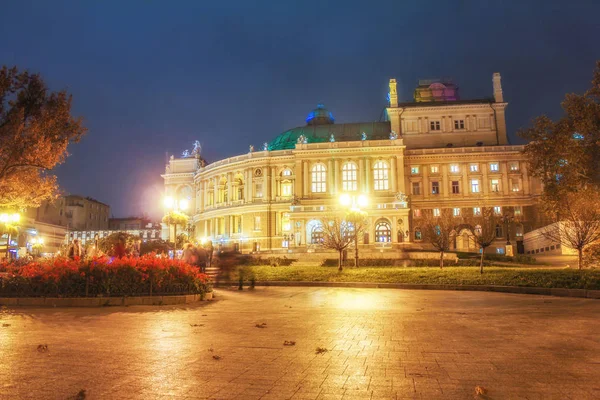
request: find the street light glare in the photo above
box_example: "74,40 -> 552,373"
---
11,213 -> 20,222
357,195 -> 368,208
339,194 -> 351,206
164,196 -> 174,209
179,199 -> 189,210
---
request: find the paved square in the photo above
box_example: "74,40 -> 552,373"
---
1,287 -> 599,399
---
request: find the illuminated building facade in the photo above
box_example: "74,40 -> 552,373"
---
162,73 -> 542,255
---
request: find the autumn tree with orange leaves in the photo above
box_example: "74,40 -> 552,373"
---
0,66 -> 86,210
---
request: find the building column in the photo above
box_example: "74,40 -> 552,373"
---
263,167 -> 269,201
441,165 -> 449,199
358,158 -> 364,192
334,159 -> 341,194
390,156 -> 397,193
462,164 -> 469,199
397,154 -> 406,194
213,177 -> 218,205
204,220 -> 208,238
482,166 -> 489,196
227,172 -> 233,204
303,161 -> 309,197
501,162 -> 509,195
295,162 -> 303,197
271,167 -> 277,200
328,159 -> 335,195
522,163 -> 530,195
392,215 -> 398,243
365,158 -> 371,193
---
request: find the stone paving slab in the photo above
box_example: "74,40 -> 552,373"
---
0,287 -> 599,399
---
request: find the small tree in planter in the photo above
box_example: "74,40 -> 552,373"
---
345,210 -> 369,267
319,214 -> 354,271
420,208 -> 460,269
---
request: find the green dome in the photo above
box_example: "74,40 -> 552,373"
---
268,121 -> 392,151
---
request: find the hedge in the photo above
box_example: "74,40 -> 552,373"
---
0,255 -> 211,298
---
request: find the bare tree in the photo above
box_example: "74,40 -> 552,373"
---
540,188 -> 600,269
345,210 -> 369,267
464,207 -> 503,274
420,208 -> 460,269
319,214 -> 354,271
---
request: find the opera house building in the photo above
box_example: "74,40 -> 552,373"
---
162,73 -> 541,256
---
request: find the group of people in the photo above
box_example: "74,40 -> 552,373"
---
181,242 -> 213,273
66,236 -> 141,260
65,237 -> 215,273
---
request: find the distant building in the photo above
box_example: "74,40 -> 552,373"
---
69,222 -> 163,246
108,217 -> 150,231
30,195 -> 110,231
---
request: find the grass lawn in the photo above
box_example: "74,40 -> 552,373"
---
234,265 -> 600,290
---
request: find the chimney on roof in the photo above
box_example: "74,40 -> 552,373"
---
493,72 -> 503,103
388,79 -> 398,107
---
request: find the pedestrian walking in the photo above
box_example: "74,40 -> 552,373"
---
67,239 -> 82,260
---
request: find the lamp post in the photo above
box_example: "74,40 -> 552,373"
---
501,212 -> 514,256
339,194 -> 368,267
163,196 -> 189,250
1,213 -> 20,259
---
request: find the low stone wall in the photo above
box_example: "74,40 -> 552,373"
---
0,292 -> 213,307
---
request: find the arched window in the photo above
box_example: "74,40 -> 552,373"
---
311,224 -> 324,244
281,213 -> 291,232
373,161 -> 389,191
342,162 -> 358,191
281,169 -> 292,177
515,223 -> 524,238
311,164 -> 327,193
375,220 -> 392,242
495,224 -> 503,238
414,227 -> 422,241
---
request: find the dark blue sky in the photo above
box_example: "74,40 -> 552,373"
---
1,1 -> 599,219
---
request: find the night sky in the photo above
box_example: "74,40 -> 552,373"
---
1,1 -> 598,220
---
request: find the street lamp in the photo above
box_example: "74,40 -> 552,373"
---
501,212 -> 514,256
339,194 -> 369,267
164,196 -> 189,250
1,212 -> 20,259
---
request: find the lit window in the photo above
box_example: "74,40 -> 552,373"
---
430,121 -> 441,131
515,224 -> 524,237
375,221 -> 392,243
491,179 -> 500,192
496,247 -> 505,255
430,165 -> 439,174
471,179 -> 480,193
473,207 -> 481,215
413,209 -> 421,218
431,181 -> 440,195
281,213 -> 291,232
470,164 -> 479,172
573,133 -> 584,140
450,164 -> 460,173
490,162 -> 499,172
509,162 -> 519,172
514,206 -> 522,216
415,228 -> 422,240
433,208 -> 440,217
255,183 -> 263,198
373,161 -> 389,191
311,224 -> 324,244
454,120 -> 465,130
411,166 -> 420,174
282,169 -> 292,176
254,216 -> 261,231
511,181 -> 520,192
453,208 -> 461,217
451,181 -> 460,194
311,164 -> 327,193
281,182 -> 293,197
494,206 -> 502,215
342,162 -> 358,191
412,182 -> 421,195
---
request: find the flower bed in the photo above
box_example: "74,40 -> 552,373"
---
0,255 -> 211,298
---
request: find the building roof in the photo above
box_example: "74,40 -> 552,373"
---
268,121 -> 392,151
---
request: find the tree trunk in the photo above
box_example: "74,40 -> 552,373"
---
479,248 -> 485,274
174,225 -> 177,251
578,247 -> 583,270
354,236 -> 359,268
440,250 -> 444,269
5,233 -> 10,259
338,250 -> 343,272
